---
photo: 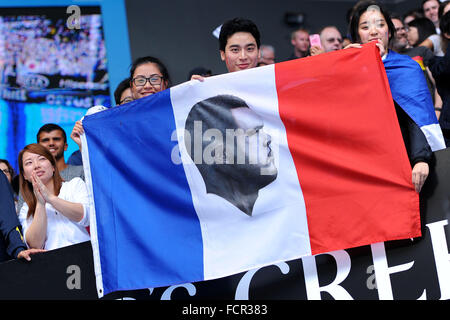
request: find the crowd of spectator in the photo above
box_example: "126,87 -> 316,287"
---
0,0 -> 449,269
0,13 -> 107,88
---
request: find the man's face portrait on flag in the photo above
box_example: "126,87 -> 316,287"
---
184,94 -> 278,216
230,106 -> 277,177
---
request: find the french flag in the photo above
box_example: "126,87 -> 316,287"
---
83,42 -> 434,297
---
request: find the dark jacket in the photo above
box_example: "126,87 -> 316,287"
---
395,102 -> 433,167
0,172 -> 27,262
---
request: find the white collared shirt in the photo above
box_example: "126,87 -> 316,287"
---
19,177 -> 90,250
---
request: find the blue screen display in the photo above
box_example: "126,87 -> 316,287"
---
0,6 -> 111,171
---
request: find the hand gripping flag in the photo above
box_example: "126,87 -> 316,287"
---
83,42 -> 425,297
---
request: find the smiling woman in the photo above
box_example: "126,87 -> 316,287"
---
347,1 -> 438,194
129,56 -> 171,100
17,143 -> 90,250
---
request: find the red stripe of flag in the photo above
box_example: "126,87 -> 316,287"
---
276,42 -> 421,254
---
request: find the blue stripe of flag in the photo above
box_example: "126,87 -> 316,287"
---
83,90 -> 204,294
383,50 -> 438,127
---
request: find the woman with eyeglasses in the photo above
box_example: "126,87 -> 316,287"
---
68,57 -> 172,161
129,56 -> 171,100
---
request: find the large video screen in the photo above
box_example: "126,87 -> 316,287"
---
0,6 -> 111,171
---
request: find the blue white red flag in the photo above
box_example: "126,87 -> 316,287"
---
83,42 -> 425,297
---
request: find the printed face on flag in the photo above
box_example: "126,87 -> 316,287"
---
183,94 -> 278,216
231,106 -> 277,176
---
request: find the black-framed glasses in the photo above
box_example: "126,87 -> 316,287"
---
132,74 -> 164,87
119,97 -> 133,105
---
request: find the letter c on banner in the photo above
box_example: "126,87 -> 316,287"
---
161,283 -> 197,300
235,262 -> 290,300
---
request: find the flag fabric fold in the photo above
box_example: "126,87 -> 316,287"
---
84,42 -> 424,297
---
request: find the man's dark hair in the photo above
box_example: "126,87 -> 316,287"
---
129,56 -> 171,88
349,1 -> 396,46
402,8 -> 424,22
219,18 -> 261,51
36,123 -> 67,143
408,17 -> 437,44
422,0 -> 440,9
114,77 -> 131,105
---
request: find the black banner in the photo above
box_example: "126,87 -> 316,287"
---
0,148 -> 448,301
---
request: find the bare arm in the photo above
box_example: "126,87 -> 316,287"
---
24,199 -> 48,249
33,173 -> 85,223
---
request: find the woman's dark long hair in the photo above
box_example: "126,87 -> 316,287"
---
348,0 -> 396,46
408,17 -> 437,46
129,56 -> 171,88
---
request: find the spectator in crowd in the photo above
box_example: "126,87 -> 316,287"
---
219,18 -> 261,73
191,17 -> 261,81
0,172 -> 45,262
129,56 -> 171,100
258,44 -> 276,66
403,8 -> 424,26
391,16 -> 441,112
289,28 -> 310,60
16,124 -> 86,215
347,1 -> 434,193
114,77 -> 133,105
320,26 -> 344,52
310,26 -> 343,56
422,0 -> 441,32
17,144 -> 90,250
37,124 -> 84,182
407,17 -> 444,56
429,11 -> 450,146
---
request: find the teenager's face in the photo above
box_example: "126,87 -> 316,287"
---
119,88 -> 133,105
220,32 -> 260,73
358,8 -> 390,49
407,26 -> 420,46
423,0 -> 439,24
131,62 -> 167,100
22,151 -> 54,185
38,130 -> 67,161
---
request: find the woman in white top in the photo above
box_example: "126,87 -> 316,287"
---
18,143 -> 90,250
